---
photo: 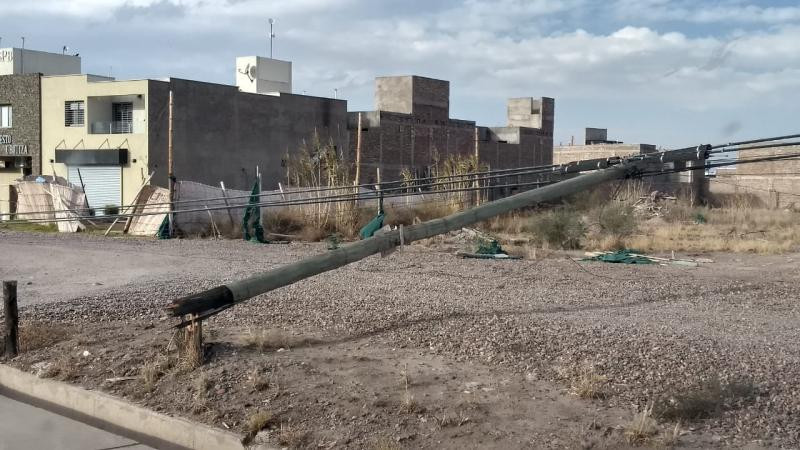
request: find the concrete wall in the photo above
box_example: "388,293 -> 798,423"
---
708,145 -> 800,208
0,48 -> 81,76
0,74 -> 41,216
507,97 -> 554,132
148,78 -> 348,192
41,75 -> 151,206
552,143 -> 656,165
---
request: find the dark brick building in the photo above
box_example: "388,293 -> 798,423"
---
348,75 -> 554,184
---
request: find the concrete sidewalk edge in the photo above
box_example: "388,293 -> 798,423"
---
0,364 -> 273,450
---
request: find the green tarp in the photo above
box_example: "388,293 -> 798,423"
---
584,249 -> 654,264
242,179 -> 268,243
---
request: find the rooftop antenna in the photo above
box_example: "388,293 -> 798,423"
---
334,88 -> 338,99
20,36 -> 25,73
268,18 -> 275,58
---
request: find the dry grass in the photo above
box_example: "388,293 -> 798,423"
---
18,322 -> 71,352
655,377 -> 756,421
570,365 -> 609,399
243,327 -> 294,351
245,410 -> 275,435
40,355 -> 78,380
372,436 -> 402,450
624,403 -> 658,445
277,423 -> 309,448
249,367 -> 270,391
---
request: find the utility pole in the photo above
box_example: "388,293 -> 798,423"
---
168,157 -> 666,320
20,37 -> 24,74
167,89 -> 175,237
354,112 -> 362,186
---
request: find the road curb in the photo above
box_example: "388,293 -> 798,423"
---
0,364 -> 273,450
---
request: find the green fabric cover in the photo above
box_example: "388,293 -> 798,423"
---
242,179 -> 268,243
475,239 -> 506,255
359,212 -> 385,239
156,215 -> 171,239
585,249 -> 653,264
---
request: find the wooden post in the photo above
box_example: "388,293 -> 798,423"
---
179,314 -> 203,369
104,171 -> 155,236
167,89 -> 175,238
219,181 -> 236,230
3,281 -> 18,357
474,127 -> 480,206
355,112 -> 362,186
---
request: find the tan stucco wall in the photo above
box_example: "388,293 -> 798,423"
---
41,75 -> 150,206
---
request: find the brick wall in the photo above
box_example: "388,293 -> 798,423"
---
708,145 -> 800,208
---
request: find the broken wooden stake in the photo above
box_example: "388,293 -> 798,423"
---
3,280 -> 19,357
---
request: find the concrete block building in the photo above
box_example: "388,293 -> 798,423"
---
553,128 -> 655,165
40,65 -> 347,210
348,76 -> 554,184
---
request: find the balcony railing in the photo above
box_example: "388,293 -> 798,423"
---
90,120 -> 144,134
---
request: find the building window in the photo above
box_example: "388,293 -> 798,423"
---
0,105 -> 11,128
65,101 -> 85,127
112,102 -> 133,134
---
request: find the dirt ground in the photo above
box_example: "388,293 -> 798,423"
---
1,230 -> 798,449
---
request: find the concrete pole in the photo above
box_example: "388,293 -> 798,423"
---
168,161 -> 639,319
354,113 -> 362,186
167,90 -> 174,237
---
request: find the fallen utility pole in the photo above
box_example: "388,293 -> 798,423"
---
167,155 -> 670,322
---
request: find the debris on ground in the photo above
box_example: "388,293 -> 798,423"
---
632,191 -> 678,218
583,250 -> 713,267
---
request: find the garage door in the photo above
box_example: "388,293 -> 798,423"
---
67,165 -> 121,214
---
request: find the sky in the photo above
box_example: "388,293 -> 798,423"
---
2,0 -> 799,148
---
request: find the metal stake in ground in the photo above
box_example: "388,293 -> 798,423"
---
3,281 -> 19,357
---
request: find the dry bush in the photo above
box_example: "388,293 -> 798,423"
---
245,410 -> 275,435
193,370 -> 210,402
249,367 -> 270,391
372,436 -> 402,450
655,377 -> 756,421
570,365 -> 609,399
18,322 -> 71,352
530,207 -> 586,249
277,423 -> 309,448
624,403 -> 658,445
243,328 -> 294,351
41,356 -> 78,380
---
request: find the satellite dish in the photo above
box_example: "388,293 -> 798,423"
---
248,65 -> 257,81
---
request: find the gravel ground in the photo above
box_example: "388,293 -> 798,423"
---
1,230 -> 799,448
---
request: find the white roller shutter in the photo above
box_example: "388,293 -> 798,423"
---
67,166 -> 122,214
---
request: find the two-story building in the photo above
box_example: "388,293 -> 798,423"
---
0,47 -> 80,217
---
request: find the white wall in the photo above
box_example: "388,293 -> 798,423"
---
0,48 -> 81,76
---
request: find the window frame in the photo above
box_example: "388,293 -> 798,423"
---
65,100 -> 85,128
0,105 -> 11,128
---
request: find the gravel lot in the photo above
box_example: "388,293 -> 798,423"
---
1,230 -> 798,448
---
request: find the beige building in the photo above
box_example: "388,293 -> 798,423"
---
41,75 -> 151,211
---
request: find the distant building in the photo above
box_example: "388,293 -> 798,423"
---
0,47 -> 81,76
347,75 -> 554,186
553,128 -> 655,165
0,48 -> 81,217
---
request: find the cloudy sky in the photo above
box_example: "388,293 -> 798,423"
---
3,0 -> 799,147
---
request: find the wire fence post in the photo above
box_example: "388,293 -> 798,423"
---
3,280 -> 19,357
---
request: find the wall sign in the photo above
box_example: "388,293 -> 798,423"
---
0,49 -> 13,63
0,135 -> 10,144
1,134 -> 27,156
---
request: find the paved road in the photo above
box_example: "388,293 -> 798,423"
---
0,395 -> 153,450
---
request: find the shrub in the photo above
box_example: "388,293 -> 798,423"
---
530,208 -> 585,249
596,202 -> 637,236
